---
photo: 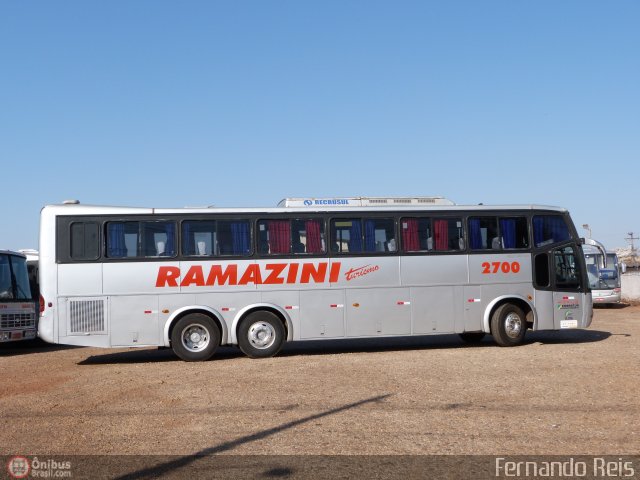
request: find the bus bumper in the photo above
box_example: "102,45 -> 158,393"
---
38,312 -> 56,344
583,293 -> 594,328
0,328 -> 37,342
592,289 -> 622,305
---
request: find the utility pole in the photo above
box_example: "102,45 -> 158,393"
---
626,232 -> 639,252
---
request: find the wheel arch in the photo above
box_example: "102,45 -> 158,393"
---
482,295 -> 536,334
230,303 -> 293,345
163,306 -> 228,347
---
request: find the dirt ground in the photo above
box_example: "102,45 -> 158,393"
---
1,305 -> 638,461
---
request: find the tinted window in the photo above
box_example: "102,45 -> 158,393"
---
70,222 -> 100,260
534,253 -> 550,288
182,220 -> 215,256
432,218 -> 464,251
258,219 -> 292,255
469,217 -> 499,250
402,217 -> 464,252
217,220 -> 251,256
401,218 -> 433,252
330,218 -> 396,254
182,219 -> 251,257
292,219 -> 325,254
257,218 -> 326,255
0,255 -> 31,300
331,219 -> 361,253
500,217 -> 529,249
469,216 -> 529,250
554,245 -> 580,289
106,221 -> 176,258
0,255 -> 13,299
533,215 -> 571,248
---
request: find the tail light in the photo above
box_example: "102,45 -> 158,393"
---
40,294 -> 45,314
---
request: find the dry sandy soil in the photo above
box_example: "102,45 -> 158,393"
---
1,306 -> 638,477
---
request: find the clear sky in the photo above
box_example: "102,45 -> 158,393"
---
1,1 -> 638,251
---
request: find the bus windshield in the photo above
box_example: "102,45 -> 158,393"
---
0,253 -> 32,301
585,253 -> 620,290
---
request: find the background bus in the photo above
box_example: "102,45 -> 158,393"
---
38,198 -> 593,361
0,250 -> 37,343
18,249 -> 39,298
584,245 -> 622,305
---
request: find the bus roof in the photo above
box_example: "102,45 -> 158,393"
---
277,197 -> 456,207
0,250 -> 27,259
41,201 -> 569,216
583,245 -> 618,255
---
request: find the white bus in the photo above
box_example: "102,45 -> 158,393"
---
38,197 -> 593,361
0,250 -> 37,343
583,245 -> 621,305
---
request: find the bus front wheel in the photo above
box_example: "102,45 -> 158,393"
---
171,313 -> 221,361
490,303 -> 526,347
238,311 -> 285,359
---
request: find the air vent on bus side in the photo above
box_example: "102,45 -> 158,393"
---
68,299 -> 106,334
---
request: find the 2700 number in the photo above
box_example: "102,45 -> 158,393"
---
481,261 -> 521,274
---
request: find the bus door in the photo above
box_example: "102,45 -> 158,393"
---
533,244 -> 588,330
551,245 -> 586,329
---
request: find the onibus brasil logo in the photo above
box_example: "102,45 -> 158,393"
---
7,456 -> 72,478
7,457 -> 30,479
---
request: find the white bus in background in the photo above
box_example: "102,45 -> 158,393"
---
583,245 -> 622,305
38,197 -> 594,361
18,249 -> 39,302
0,250 -> 37,343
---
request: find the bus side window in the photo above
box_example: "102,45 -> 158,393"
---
218,220 -> 251,256
182,220 -> 215,256
534,253 -> 550,288
401,217 -> 432,252
331,219 -> 362,254
533,215 -> 570,247
433,218 -> 464,251
363,218 -> 395,253
106,221 -> 177,258
291,219 -> 325,254
469,217 -> 499,250
499,217 -> 529,249
331,218 -> 396,254
141,221 -> 176,257
70,222 -> 100,260
258,219 -> 291,255
0,256 -> 12,299
553,246 -> 580,289
106,222 -> 133,258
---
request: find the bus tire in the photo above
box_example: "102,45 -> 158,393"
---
459,332 -> 486,344
490,303 -> 526,347
171,313 -> 220,361
238,311 -> 285,359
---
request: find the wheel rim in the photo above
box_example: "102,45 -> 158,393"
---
181,323 -> 210,352
504,312 -> 523,338
247,321 -> 276,350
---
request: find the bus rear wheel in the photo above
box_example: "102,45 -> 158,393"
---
491,303 -> 526,347
238,311 -> 285,359
171,313 -> 220,361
